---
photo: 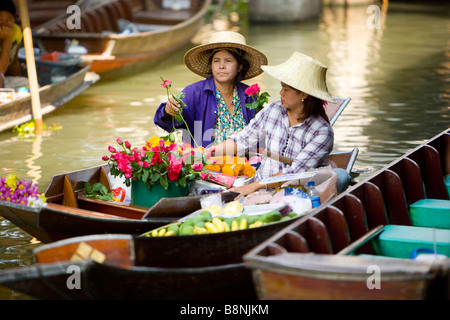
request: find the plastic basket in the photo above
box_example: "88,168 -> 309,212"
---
18,48 -> 82,86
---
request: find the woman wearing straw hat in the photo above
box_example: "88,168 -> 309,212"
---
214,52 -> 350,197
153,31 -> 268,148
0,0 -> 27,89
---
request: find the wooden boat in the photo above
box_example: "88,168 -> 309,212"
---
0,65 -> 98,133
27,0 -> 92,28
33,0 -> 212,78
0,96 -> 355,243
0,143 -> 356,244
243,128 -> 450,300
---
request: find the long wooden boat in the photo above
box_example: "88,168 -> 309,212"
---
27,0 -> 92,28
0,65 -> 98,133
33,0 -> 212,78
0,144 -> 356,244
0,96 -> 355,243
243,128 -> 450,300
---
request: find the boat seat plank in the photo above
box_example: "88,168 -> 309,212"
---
63,175 -> 78,208
423,145 -> 449,200
46,203 -> 129,220
268,243 -> 288,256
77,196 -> 146,219
284,230 -> 309,253
317,206 -> 350,253
133,9 -> 195,25
306,217 -> 332,254
362,182 -> 389,228
384,169 -> 411,225
336,225 -> 384,255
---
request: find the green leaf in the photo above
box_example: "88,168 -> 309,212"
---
160,175 -> 169,189
142,170 -> 149,183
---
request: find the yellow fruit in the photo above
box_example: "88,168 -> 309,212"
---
193,227 -> 208,234
239,218 -> 248,230
158,228 -> 167,237
249,221 -> 263,229
212,218 -> 225,232
204,204 -> 222,216
223,201 -> 243,216
231,220 -> 239,231
165,230 -> 175,236
222,221 -> 230,232
205,222 -> 219,233
151,229 -> 158,237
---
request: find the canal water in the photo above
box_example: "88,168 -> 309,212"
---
0,2 -> 448,299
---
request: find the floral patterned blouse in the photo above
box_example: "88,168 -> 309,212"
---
214,84 -> 247,143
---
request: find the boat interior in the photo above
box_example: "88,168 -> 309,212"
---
245,131 -> 449,260
35,0 -> 206,35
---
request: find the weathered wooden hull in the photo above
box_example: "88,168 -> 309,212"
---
0,66 -> 97,133
244,128 -> 450,300
33,0 -> 212,78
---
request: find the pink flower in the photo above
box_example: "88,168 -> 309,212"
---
169,160 -> 183,174
200,172 -> 209,180
116,137 -> 123,144
168,170 -> 179,181
102,155 -> 109,161
192,162 -> 203,171
108,146 -> 116,153
124,140 -> 131,148
245,83 -> 260,96
161,80 -> 172,88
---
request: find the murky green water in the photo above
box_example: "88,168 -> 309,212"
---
0,2 -> 449,299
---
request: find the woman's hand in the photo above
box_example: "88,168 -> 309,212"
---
164,97 -> 181,116
228,181 -> 262,200
0,25 -> 13,41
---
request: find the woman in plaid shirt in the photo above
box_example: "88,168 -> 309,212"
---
214,52 -> 347,197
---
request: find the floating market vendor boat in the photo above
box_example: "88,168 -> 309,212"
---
243,128 -> 450,300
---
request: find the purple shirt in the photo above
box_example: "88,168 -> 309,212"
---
230,101 -> 334,180
154,77 -> 258,148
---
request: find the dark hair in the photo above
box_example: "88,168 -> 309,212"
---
208,48 -> 250,85
302,95 -> 330,123
0,0 -> 17,17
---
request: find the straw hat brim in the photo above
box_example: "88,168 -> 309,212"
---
184,42 -> 268,80
261,53 -> 336,103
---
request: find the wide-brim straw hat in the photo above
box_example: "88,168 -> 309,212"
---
184,31 -> 268,80
261,52 -> 335,103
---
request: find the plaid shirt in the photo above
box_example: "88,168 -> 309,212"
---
230,101 -> 334,180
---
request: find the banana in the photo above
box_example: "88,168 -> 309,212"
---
158,228 -> 167,237
151,229 -> 158,237
212,217 -> 225,232
222,220 -> 230,232
249,221 -> 263,229
239,218 -> 248,230
165,230 -> 175,236
193,227 -> 208,234
231,220 -> 239,231
205,222 -> 219,233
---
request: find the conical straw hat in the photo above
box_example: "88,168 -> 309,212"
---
261,52 -> 335,103
184,31 -> 268,80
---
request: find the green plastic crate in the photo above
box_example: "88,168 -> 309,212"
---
445,175 -> 450,199
373,225 -> 450,259
409,199 -> 450,229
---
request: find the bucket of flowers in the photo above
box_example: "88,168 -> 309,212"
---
103,134 -> 211,208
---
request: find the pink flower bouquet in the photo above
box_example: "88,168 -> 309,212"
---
103,136 -> 211,191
